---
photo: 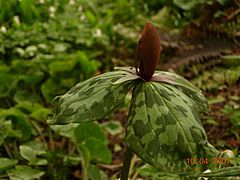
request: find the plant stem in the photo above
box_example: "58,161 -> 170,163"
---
3,144 -> 12,158
77,145 -> 89,180
129,154 -> 136,177
121,146 -> 133,180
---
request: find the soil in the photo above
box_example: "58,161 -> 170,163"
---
204,83 -> 240,148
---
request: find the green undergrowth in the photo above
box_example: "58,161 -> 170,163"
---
0,0 -> 239,179
191,55 -> 240,91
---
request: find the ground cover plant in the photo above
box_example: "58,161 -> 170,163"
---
0,0 -> 239,179
48,22 -> 240,179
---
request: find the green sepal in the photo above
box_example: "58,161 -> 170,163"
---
126,81 -> 211,173
48,70 -> 135,124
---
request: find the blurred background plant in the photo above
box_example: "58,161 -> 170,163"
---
0,0 -> 239,179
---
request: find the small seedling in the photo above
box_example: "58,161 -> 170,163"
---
48,22 -> 239,179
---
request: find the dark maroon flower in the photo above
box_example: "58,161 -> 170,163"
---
135,22 -> 161,81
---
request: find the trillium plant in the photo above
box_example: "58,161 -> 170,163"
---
48,23 -> 239,179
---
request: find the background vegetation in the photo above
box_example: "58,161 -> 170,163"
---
0,0 -> 239,179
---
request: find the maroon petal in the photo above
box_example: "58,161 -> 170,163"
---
135,22 -> 161,81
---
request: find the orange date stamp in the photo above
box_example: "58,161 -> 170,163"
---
186,157 -> 231,165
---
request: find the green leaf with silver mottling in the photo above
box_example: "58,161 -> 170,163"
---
126,81 -> 210,173
48,70 -> 135,124
113,74 -> 139,85
153,71 -> 208,112
153,71 -> 200,92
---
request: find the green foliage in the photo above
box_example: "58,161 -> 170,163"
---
137,164 -> 182,180
48,70 -> 135,124
190,166 -> 240,178
19,141 -> 48,165
0,0 -> 238,179
126,80 -> 211,173
222,105 -> 240,129
0,0 -> 47,25
8,165 -> 45,180
50,122 -> 110,179
192,55 -> 240,91
0,158 -> 18,172
50,67 -> 223,177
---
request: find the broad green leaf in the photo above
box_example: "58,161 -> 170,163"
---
153,71 -> 208,112
0,116 -> 22,142
74,122 -> 107,144
0,120 -> 12,145
8,165 -> 45,180
20,141 -> 48,165
20,145 -> 36,162
50,123 -> 79,139
13,90 -> 40,104
15,102 -> 43,114
4,108 -> 32,141
48,70 -> 135,124
30,107 -> 50,121
87,165 -> 102,180
63,155 -> 82,166
126,81 -> 216,173
21,141 -> 47,156
0,158 -> 18,172
83,138 -> 112,164
153,71 -> 200,92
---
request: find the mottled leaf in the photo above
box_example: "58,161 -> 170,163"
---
113,74 -> 139,85
114,67 -> 137,74
153,71 -> 208,112
153,71 -> 200,93
126,81 -> 213,173
48,70 -> 135,124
